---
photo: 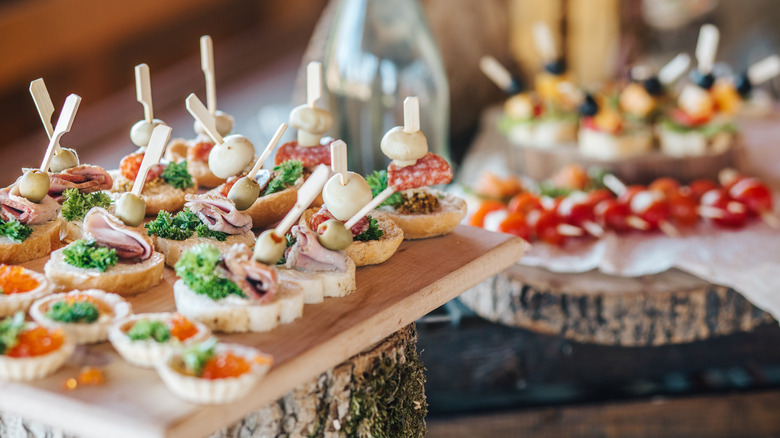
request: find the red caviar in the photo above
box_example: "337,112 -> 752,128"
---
0,265 -> 39,294
6,327 -> 64,358
169,314 -> 198,342
200,352 -> 251,380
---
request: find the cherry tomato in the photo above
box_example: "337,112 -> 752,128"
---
648,178 -> 680,198
585,189 -> 613,207
728,177 -> 773,216
498,213 -> 531,241
508,192 -> 543,215
617,185 -> 645,205
595,199 -> 632,232
187,141 -> 214,163
700,189 -> 748,228
469,201 -> 506,228
630,190 -> 670,228
120,152 -> 164,182
557,192 -> 595,226
551,164 -> 589,191
687,179 -> 718,202
534,210 -> 566,246
667,191 -> 699,227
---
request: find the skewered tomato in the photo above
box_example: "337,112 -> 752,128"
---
648,178 -> 680,198
508,192 -> 543,215
667,191 -> 699,227
700,189 -> 748,228
728,177 -> 773,217
469,201 -> 506,227
120,152 -> 164,182
585,189 -> 613,207
630,190 -> 670,229
595,199 -> 632,232
498,213 -> 531,241
688,179 -> 718,201
533,210 -> 567,246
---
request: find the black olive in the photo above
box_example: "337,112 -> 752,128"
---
578,94 -> 599,116
735,72 -> 752,97
689,69 -> 715,89
643,77 -> 663,96
506,78 -> 525,95
544,58 -> 566,75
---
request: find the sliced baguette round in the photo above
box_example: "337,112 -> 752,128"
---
0,268 -> 53,317
377,188 -> 467,240
278,256 -> 357,300
152,231 -> 256,268
109,171 -> 198,215
44,247 -> 165,296
0,219 -> 62,265
166,138 -> 226,189
173,280 -> 303,333
299,209 -> 403,267
208,179 -> 301,229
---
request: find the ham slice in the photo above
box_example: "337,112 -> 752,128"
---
49,165 -> 113,202
184,194 -> 252,235
285,225 -> 350,273
0,185 -> 60,225
83,207 -> 153,261
309,206 -> 369,237
223,244 -> 278,302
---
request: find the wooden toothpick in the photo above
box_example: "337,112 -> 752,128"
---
186,93 -> 224,145
40,94 -> 81,172
658,53 -> 691,85
274,164 -> 330,236
479,56 -> 513,91
29,78 -> 55,139
131,124 -> 171,197
532,22 -> 557,62
695,24 -> 719,74
246,123 -> 288,180
403,97 -> 420,134
201,35 -> 217,115
345,187 -> 395,229
135,63 -> 154,123
748,55 -> 780,85
307,62 -> 322,108
330,140 -> 348,186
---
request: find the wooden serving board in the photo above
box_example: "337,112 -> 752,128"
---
0,225 -> 527,438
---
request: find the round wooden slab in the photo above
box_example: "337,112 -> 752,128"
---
459,265 -> 774,347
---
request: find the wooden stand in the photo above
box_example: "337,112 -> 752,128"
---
0,325 -> 426,438
460,265 -> 774,346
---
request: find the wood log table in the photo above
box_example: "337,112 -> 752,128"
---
0,226 -> 527,438
459,265 -> 775,347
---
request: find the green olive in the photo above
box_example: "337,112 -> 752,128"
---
49,148 -> 80,173
115,192 -> 146,226
18,169 -> 50,203
130,118 -> 164,147
317,219 -> 353,250
227,177 -> 260,211
254,230 -> 286,265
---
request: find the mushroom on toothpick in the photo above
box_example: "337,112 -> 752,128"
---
227,123 -> 288,210
29,79 -> 80,173
253,164 -> 331,264
115,124 -> 171,226
289,62 -> 333,147
186,93 -> 255,179
19,94 -> 81,203
194,35 -> 235,137
130,64 -> 164,148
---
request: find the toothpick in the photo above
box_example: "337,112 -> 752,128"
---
29,78 -> 55,139
246,123 -> 287,180
602,174 -> 627,196
658,221 -> 681,238
658,53 -> 691,85
200,35 -> 217,115
40,94 -> 81,172
345,186 -> 395,229
748,55 -> 780,85
557,224 -> 583,237
307,62 -> 322,108
135,63 -> 154,123
695,24 -> 719,74
532,22 -> 557,62
330,140 -> 348,186
131,124 -> 171,197
275,164 -> 330,236
479,56 -> 513,91
760,212 -> 780,229
186,93 -> 224,144
403,97 -> 420,134
582,221 -> 604,237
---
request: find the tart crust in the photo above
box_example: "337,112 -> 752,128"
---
0,323 -> 75,381
0,268 -> 54,317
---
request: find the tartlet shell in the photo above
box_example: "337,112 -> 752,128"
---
0,268 -> 53,317
0,323 -> 75,382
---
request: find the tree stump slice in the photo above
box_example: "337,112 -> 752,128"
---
459,266 -> 775,346
0,325 -> 426,438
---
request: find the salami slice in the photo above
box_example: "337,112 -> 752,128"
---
274,139 -> 333,168
387,152 -> 452,191
309,206 -> 370,237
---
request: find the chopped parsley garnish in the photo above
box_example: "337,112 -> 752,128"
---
182,338 -> 217,377
174,243 -> 245,300
264,160 -> 303,196
46,300 -> 99,323
366,170 -> 403,207
0,312 -> 26,354
63,240 -> 118,272
537,181 -> 572,198
0,218 -> 33,242
354,215 -> 383,241
61,188 -> 113,221
161,160 -> 195,190
145,210 -> 227,241
127,320 -> 170,343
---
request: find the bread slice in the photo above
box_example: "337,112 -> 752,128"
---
109,171 -> 198,215
173,280 -> 304,333
377,188 -> 466,240
59,219 -> 82,243
299,209 -> 403,267
152,231 -> 255,268
0,219 -> 62,265
166,138 -> 226,189
578,127 -> 653,160
208,179 -> 301,229
278,256 -> 357,299
44,247 -> 165,295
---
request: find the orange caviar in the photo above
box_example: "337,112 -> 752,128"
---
168,314 -> 198,341
200,352 -> 250,380
6,327 -> 64,358
0,265 -> 39,294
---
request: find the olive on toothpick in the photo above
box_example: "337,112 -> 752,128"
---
18,169 -> 50,203
317,220 -> 353,250
30,78 -> 80,172
227,123 -> 288,210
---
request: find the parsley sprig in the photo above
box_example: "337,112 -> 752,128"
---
128,320 -> 170,343
174,243 -> 245,300
61,188 -> 112,221
161,161 -> 195,190
46,300 -> 99,323
0,312 -> 26,355
0,218 -> 32,242
264,160 -> 303,195
366,170 -> 403,207
145,210 -> 227,242
182,338 -> 217,377
63,240 -> 118,272
354,215 -> 383,241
